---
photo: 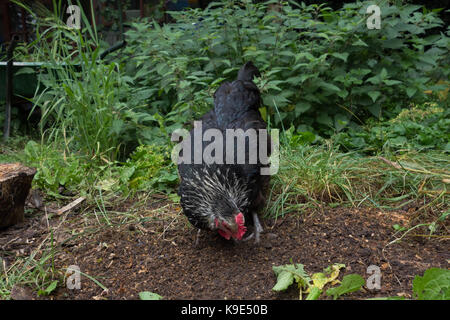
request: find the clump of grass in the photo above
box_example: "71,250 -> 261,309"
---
266,143 -> 449,219
0,235 -> 59,300
15,0 -> 130,162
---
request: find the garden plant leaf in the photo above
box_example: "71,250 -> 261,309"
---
412,268 -> 450,300
326,274 -> 365,299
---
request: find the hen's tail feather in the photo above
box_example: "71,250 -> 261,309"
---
237,61 -> 261,81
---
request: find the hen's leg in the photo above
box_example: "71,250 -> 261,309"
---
194,229 -> 201,246
243,212 -> 264,243
252,212 -> 263,244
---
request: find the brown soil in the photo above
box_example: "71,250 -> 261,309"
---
1,199 -> 448,300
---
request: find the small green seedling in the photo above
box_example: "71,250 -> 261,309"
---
37,280 -> 58,296
393,224 -> 406,232
139,291 -> 163,300
272,263 -> 311,299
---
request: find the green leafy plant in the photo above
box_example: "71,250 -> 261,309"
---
326,274 -> 365,300
369,267 -> 450,300
37,280 -> 58,296
272,262 -> 360,300
335,102 -> 450,153
272,263 -> 311,299
23,140 -> 88,195
412,268 -> 450,300
115,0 -> 448,140
120,144 -> 178,194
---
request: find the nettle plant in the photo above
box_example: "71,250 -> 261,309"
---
116,0 -> 448,138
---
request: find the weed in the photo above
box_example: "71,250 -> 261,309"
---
272,261 -> 363,300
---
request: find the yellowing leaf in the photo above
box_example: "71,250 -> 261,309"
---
308,263 -> 345,292
324,263 -> 346,280
311,272 -> 329,290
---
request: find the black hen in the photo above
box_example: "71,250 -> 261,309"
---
177,62 -> 270,244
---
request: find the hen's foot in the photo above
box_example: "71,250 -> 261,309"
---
243,213 -> 264,244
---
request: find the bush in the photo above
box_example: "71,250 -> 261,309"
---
6,0 -> 448,168
335,102 -> 450,153
116,0 -> 449,139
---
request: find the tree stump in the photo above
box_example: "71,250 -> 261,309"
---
0,163 -> 36,229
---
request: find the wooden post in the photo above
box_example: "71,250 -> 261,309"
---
0,163 -> 36,228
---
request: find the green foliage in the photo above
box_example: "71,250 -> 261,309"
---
3,1 -> 186,158
12,1 -> 125,161
272,263 -> 311,293
37,280 -> 58,296
23,141 -> 89,195
283,126 -> 317,148
325,274 -> 365,300
272,262 -> 363,300
412,268 -> 450,300
19,139 -> 179,198
120,144 -> 178,194
37,61 -> 129,161
335,102 -> 450,152
368,267 -> 450,300
116,0 -> 448,138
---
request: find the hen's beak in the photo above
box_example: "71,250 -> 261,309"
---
218,220 -> 238,234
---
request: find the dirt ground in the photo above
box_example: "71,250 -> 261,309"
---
1,198 -> 448,300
